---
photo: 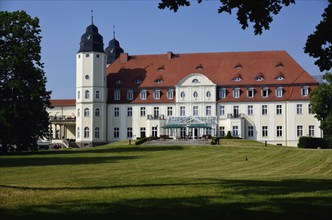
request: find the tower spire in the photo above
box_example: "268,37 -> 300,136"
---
91,9 -> 94,24
113,25 -> 115,39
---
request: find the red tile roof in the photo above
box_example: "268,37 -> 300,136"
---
104,50 -> 318,103
50,99 -> 76,107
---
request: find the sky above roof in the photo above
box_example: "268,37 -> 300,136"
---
1,0 -> 329,99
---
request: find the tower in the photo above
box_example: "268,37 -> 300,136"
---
76,20 -> 107,147
105,26 -> 124,65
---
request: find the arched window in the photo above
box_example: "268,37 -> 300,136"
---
95,108 -> 100,117
85,90 -> 90,99
180,91 -> 185,98
77,127 -> 80,138
84,108 -> 90,117
206,91 -> 211,98
77,108 -> 80,117
84,127 -> 89,138
96,90 -> 100,99
193,91 -> 198,98
78,91 -> 80,99
114,90 -> 121,100
95,127 -> 100,138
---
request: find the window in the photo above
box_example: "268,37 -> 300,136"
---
247,105 -> 253,115
180,106 -> 186,116
95,127 -> 100,138
85,75 -> 89,80
135,79 -> 142,84
96,90 -> 100,99
233,105 -> 239,116
85,90 -> 90,99
154,107 -> 159,118
309,125 -> 315,137
180,91 -> 185,98
84,127 -> 89,138
193,91 -> 198,98
277,126 -> 283,137
167,107 -> 173,116
96,54 -> 100,58
127,127 -> 132,138
114,107 -> 119,117
140,90 -> 147,100
297,104 -> 303,114
193,106 -> 198,116
152,126 -> 158,137
262,105 -> 268,115
77,108 -> 80,117
262,126 -> 268,137
140,107 -> 146,117
248,126 -> 254,137
233,88 -> 240,98
276,87 -> 283,97
114,127 -> 119,138
297,125 -> 303,137
77,127 -> 80,138
219,105 -> 225,116
261,87 -> 269,98
206,106 -> 211,116
95,108 -> 100,117
276,105 -> 282,115
275,76 -> 284,80
301,86 -> 309,96
308,104 -> 313,114
192,79 -> 200,83
140,127 -> 146,138
219,126 -> 225,137
154,90 -> 160,100
84,108 -> 90,117
219,88 -> 226,99
116,79 -> 123,85
206,91 -> 211,98
114,90 -> 120,100
127,107 -> 132,117
155,79 -> 163,83
127,90 -> 134,100
78,91 -> 80,99
233,77 -> 242,81
167,89 -> 174,99
247,88 -> 254,98
232,126 -> 239,137
256,76 -> 264,81
85,54 -> 89,57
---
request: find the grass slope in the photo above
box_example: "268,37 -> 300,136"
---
0,140 -> 331,220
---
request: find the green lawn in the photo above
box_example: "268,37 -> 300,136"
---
0,140 -> 331,220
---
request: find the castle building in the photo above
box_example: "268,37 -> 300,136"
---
47,22 -> 322,147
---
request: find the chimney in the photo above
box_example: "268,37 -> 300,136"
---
167,51 -> 173,60
120,53 -> 128,63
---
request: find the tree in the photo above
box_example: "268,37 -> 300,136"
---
0,11 -> 51,152
158,0 -> 332,72
309,72 -> 332,137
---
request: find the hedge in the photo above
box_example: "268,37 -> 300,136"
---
298,137 -> 328,149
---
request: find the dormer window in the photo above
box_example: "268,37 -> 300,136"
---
234,64 -> 243,69
219,88 -> 226,99
247,88 -> 254,98
158,66 -> 164,71
261,87 -> 269,98
256,76 -> 264,81
155,79 -> 163,83
135,79 -> 142,84
275,62 -> 284,68
116,79 -> 123,85
195,64 -> 203,70
154,89 -> 161,100
276,87 -> 283,97
127,90 -> 134,100
233,77 -> 242,82
140,90 -> 147,100
301,86 -> 309,96
114,90 -> 121,100
167,89 -> 174,99
192,78 -> 200,84
233,88 -> 240,98
275,76 -> 285,81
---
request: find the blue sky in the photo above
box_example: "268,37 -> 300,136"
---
1,0 -> 329,99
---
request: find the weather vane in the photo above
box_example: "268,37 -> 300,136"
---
91,9 -> 94,24
113,25 -> 115,39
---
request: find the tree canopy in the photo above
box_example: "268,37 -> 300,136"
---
159,0 -> 332,72
0,10 -> 51,152
309,72 -> 332,137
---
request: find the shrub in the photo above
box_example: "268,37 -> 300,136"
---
135,137 -> 148,145
225,131 -> 232,139
211,137 -> 221,145
298,137 -> 328,149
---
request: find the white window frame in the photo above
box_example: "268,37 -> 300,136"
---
219,88 -> 226,99
193,106 -> 199,116
114,90 -> 121,100
261,87 -> 269,98
167,89 -> 174,99
233,88 -> 240,98
276,105 -> 282,115
219,105 -> 225,116
127,90 -> 134,100
206,106 -> 211,116
247,105 -> 253,115
154,89 -> 161,100
247,88 -> 254,98
297,104 -> 303,114
140,90 -> 147,100
276,87 -> 283,97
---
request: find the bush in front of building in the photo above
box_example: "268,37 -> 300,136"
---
135,137 -> 149,145
298,137 -> 328,149
211,137 -> 221,145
